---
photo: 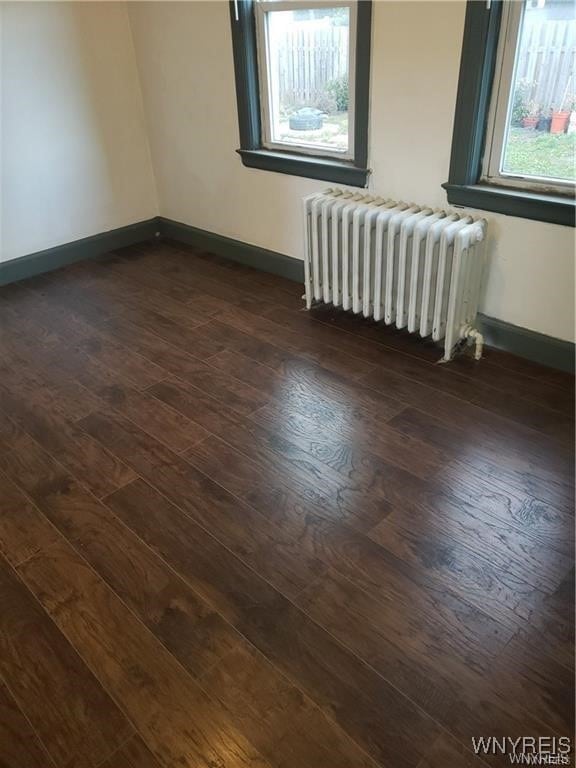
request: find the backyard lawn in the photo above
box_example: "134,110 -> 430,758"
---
503,127 -> 575,181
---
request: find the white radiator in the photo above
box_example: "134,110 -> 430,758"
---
302,189 -> 487,362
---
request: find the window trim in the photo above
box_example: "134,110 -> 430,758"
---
443,0 -> 575,228
229,0 -> 371,187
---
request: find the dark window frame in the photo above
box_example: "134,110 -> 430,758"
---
229,0 -> 372,187
443,0 -> 575,228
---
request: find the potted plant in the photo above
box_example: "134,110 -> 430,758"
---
536,108 -> 552,132
523,115 -> 539,129
567,101 -> 576,134
522,102 -> 540,129
550,108 -> 570,133
551,85 -> 573,134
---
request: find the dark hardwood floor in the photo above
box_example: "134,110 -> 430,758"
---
0,239 -> 573,767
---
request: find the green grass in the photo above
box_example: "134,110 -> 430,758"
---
503,127 -> 575,181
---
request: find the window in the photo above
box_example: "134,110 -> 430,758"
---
444,0 -> 575,227
485,0 -> 575,191
256,3 -> 354,158
230,0 -> 372,186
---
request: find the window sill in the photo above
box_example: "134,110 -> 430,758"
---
237,148 -> 370,187
442,182 -> 575,227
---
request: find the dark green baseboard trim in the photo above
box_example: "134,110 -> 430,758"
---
0,218 -> 159,286
477,314 -> 574,374
161,218 -> 573,373
1,216 -> 572,374
159,217 -> 305,283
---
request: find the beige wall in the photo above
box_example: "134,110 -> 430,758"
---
128,0 -> 575,342
1,1 -> 572,341
1,2 -> 158,263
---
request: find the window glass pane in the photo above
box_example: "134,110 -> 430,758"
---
501,0 -> 575,183
265,7 -> 351,153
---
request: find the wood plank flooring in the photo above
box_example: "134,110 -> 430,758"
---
0,239 -> 573,768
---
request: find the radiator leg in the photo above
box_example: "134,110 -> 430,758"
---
302,294 -> 321,311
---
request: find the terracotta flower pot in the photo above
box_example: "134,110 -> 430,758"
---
550,110 -> 570,134
522,116 -> 539,129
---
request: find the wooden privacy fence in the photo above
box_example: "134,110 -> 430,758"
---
517,15 -> 576,110
276,21 -> 348,108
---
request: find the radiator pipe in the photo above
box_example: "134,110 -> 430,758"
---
461,324 -> 484,360
468,328 -> 484,361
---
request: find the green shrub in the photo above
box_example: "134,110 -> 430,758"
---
511,89 -> 529,126
326,76 -> 349,112
511,78 -> 535,126
315,93 -> 337,114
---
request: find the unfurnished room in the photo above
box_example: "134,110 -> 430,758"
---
0,1 -> 574,766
